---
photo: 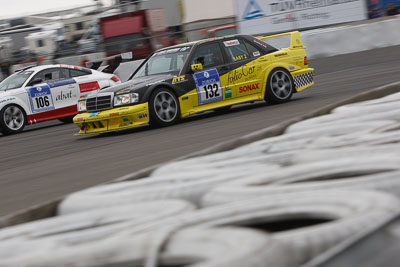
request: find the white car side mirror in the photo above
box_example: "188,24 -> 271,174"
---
121,52 -> 133,60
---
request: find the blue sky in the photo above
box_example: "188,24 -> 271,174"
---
0,0 -> 113,19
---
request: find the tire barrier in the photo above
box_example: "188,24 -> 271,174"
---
0,200 -> 195,243
0,227 -> 296,267
201,151 -> 400,206
134,190 -> 399,266
58,162 -> 282,214
1,83 -> 400,266
58,190 -> 398,266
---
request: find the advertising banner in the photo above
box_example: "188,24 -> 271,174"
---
236,0 -> 367,34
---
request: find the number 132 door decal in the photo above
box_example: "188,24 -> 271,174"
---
193,68 -> 223,106
27,85 -> 55,113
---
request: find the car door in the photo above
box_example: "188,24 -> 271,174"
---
220,38 -> 264,99
26,68 -> 79,117
188,42 -> 230,107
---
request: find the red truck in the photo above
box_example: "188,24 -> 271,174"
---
207,24 -> 237,38
100,9 -> 168,60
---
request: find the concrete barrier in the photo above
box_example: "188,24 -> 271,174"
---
302,16 -> 400,59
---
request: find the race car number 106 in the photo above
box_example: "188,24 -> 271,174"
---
27,85 -> 55,113
193,68 -> 223,106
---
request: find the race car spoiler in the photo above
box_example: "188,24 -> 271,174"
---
257,31 -> 305,50
85,52 -> 133,74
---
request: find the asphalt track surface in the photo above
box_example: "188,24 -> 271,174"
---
1,45 -> 400,216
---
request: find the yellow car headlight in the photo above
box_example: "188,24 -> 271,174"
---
113,93 -> 139,107
78,99 -> 87,112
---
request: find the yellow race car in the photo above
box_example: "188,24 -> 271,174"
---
74,31 -> 314,135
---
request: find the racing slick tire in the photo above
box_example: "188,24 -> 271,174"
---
265,68 -> 294,104
0,104 -> 26,135
58,116 -> 74,124
149,88 -> 180,127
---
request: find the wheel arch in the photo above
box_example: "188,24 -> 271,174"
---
141,83 -> 186,103
0,98 -> 30,122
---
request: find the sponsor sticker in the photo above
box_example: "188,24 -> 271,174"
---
274,52 -> 288,57
227,66 -> 256,85
79,81 -> 100,93
253,38 -> 268,48
89,112 -> 99,118
116,90 -> 131,95
182,96 -> 189,101
193,69 -> 223,106
239,83 -> 260,94
253,51 -> 261,57
27,85 -> 55,113
137,113 -> 148,119
48,79 -> 76,88
233,54 -> 248,61
146,80 -> 166,86
0,97 -> 16,104
288,65 -> 295,71
55,90 -> 74,102
224,39 -> 240,47
225,88 -> 232,99
172,75 -> 186,84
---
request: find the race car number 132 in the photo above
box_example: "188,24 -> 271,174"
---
193,69 -> 223,105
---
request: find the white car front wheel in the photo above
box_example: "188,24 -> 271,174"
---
0,104 -> 26,135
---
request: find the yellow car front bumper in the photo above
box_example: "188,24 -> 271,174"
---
73,103 -> 150,135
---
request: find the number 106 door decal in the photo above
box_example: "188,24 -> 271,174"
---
27,85 -> 55,113
193,68 -> 223,106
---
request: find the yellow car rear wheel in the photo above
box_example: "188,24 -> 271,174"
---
265,68 -> 294,104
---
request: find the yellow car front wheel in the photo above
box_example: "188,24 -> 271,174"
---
149,88 -> 180,127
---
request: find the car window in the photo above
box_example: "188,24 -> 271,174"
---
0,71 -> 33,90
35,69 -> 66,82
222,39 -> 250,63
244,40 -> 262,58
60,68 -> 70,79
132,46 -> 191,79
191,43 -> 224,69
149,57 -> 173,74
177,54 -> 186,70
70,69 -> 90,77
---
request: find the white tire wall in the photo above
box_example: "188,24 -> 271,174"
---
0,227 -> 296,267
0,200 -> 195,244
2,87 -> 400,266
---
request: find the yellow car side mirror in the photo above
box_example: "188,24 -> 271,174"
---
191,63 -> 203,72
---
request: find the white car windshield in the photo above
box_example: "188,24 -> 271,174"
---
0,71 -> 33,90
132,46 -> 191,79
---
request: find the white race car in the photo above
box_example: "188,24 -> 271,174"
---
0,64 -> 121,135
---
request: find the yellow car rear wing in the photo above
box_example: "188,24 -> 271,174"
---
257,31 -> 305,50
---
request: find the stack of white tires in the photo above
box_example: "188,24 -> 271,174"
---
1,88 -> 400,266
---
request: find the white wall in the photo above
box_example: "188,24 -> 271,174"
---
236,0 -> 367,35
182,0 -> 235,24
302,16 -> 400,59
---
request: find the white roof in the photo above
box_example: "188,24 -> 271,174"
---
22,64 -> 83,72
